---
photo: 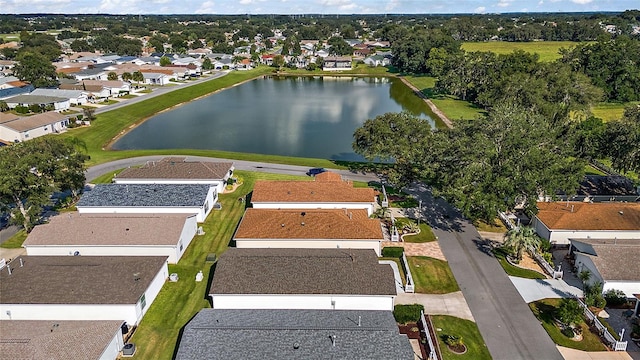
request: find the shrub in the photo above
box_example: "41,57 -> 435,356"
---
444,335 -> 463,346
393,304 -> 424,324
603,289 -> 627,307
584,282 -> 606,308
561,326 -> 575,338
382,247 -> 404,258
542,252 -> 553,264
557,298 -> 583,326
15,105 -> 29,114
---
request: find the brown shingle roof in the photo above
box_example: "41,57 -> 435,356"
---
115,158 -> 233,181
82,79 -> 128,88
24,213 -> 193,246
536,202 -> 640,231
234,208 -> 383,240
210,248 -> 396,296
0,256 -> 167,305
0,112 -> 19,124
0,112 -> 67,132
251,177 -> 376,204
0,320 -> 123,360
315,171 -> 343,182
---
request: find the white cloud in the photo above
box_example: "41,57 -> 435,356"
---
496,0 -> 511,7
474,6 -> 486,13
538,0 -> 544,4
384,0 -> 399,12
571,0 -> 593,4
195,0 -> 215,14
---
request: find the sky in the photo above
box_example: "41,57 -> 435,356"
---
0,0 -> 636,15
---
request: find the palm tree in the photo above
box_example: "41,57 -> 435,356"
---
132,71 -> 144,87
502,226 -> 541,262
122,72 -> 132,82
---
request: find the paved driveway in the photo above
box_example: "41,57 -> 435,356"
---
509,276 -> 584,303
406,182 -> 564,360
395,292 -> 475,322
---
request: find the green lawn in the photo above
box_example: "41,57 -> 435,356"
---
407,256 -> 460,294
431,315 -> 492,360
403,223 -> 437,243
473,218 -> 507,233
0,230 -> 27,248
129,170 -> 309,360
591,102 -> 639,122
0,33 -> 20,41
493,248 -> 546,280
403,75 -> 485,121
89,168 -> 126,184
529,298 -> 607,351
461,41 -> 586,62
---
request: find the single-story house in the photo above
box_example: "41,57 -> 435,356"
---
212,58 -> 234,70
76,183 -> 217,222
175,309 -> 413,360
0,112 -> 69,143
59,82 -> 111,99
114,157 -> 234,195
23,213 -> 198,264
234,208 -> 384,255
72,67 -> 108,81
209,248 -> 396,311
0,76 -> 34,99
3,94 -> 70,112
30,88 -> 88,105
251,171 -> 377,216
570,239 -> 640,298
322,56 -> 353,71
364,54 -> 391,67
0,320 -> 125,360
532,202 -> 640,245
142,72 -> 170,86
82,80 -> 131,96
0,256 -> 168,325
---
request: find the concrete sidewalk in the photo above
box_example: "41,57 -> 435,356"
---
395,292 -> 475,322
509,276 -> 584,303
557,346 -> 635,360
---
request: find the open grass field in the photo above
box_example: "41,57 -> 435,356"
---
128,170 -> 309,360
529,298 -> 607,351
590,101 -> 639,122
403,75 -> 485,121
431,315 -> 492,360
461,41 -> 587,62
407,256 -> 460,294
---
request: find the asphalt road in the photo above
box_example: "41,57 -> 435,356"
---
406,182 -> 564,360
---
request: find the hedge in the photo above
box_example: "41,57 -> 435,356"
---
382,246 -> 404,258
393,304 -> 425,324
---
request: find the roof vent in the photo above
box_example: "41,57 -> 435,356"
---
133,272 -> 141,281
619,211 -> 624,215
301,212 -> 306,216
330,335 -> 336,347
293,343 -> 300,350
281,223 -> 285,227
301,222 -> 305,226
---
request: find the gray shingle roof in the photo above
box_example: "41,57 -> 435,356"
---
23,213 -> 193,246
115,158 -> 233,181
572,239 -> 640,281
0,320 -> 123,360
176,309 -> 414,360
0,256 -> 167,305
210,248 -> 396,296
76,183 -> 211,208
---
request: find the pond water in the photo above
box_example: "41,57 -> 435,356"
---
112,76 -> 441,161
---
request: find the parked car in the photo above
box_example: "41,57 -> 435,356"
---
306,167 -> 327,176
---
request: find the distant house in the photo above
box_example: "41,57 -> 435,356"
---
364,54 -> 391,67
30,88 -> 87,105
532,202 -> 640,245
0,256 -> 168,325
0,76 -> 33,99
175,309 -> 414,360
0,320 -> 126,360
141,72 -> 170,85
0,112 -> 69,143
554,175 -> 640,203
3,94 -> 70,112
23,213 -> 198,263
72,67 -> 108,81
251,172 -> 377,216
114,157 -> 234,194
260,54 -> 274,65
76,183 -> 217,222
234,208 -> 384,255
322,56 -> 352,71
570,239 -> 640,298
209,248 -> 397,310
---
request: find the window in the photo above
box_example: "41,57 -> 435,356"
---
139,294 -> 147,310
204,201 -> 209,213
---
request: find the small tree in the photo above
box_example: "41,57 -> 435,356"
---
578,270 -> 591,284
82,107 -> 96,121
107,71 -> 118,81
122,72 -> 132,82
160,56 -> 172,67
502,226 -> 541,262
202,58 -> 213,70
603,289 -> 627,307
0,100 -> 8,112
556,298 -> 583,326
132,71 -> 144,86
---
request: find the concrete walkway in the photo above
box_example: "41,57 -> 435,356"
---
509,276 -> 584,303
0,247 -> 26,262
395,292 -> 475,322
557,346 -> 634,360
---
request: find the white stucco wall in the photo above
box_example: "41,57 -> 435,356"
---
76,206 -> 207,222
252,202 -> 375,216
0,304 -> 138,324
25,245 -> 180,263
533,216 -> 640,244
135,261 -> 169,322
211,294 -> 393,311
99,328 -> 125,360
176,215 -> 198,261
0,120 -> 68,143
574,253 -> 640,298
234,239 -> 382,256
0,125 -> 20,143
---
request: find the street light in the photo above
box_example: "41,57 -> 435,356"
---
418,199 -> 422,226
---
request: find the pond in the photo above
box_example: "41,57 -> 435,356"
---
112,76 -> 441,161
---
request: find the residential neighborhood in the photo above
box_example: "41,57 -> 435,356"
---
1,10 -> 640,360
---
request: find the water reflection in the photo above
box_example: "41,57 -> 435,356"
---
113,76 -> 437,161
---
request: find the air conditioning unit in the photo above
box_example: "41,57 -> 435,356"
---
122,343 -> 136,357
